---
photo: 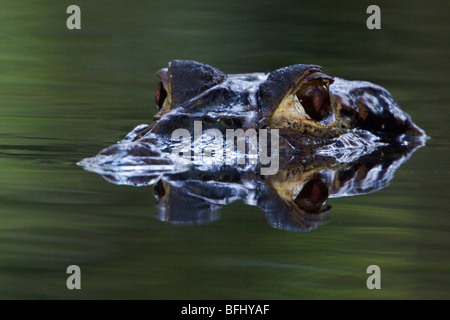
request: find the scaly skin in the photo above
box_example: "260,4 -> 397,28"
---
145,60 -> 424,146
78,60 -> 426,231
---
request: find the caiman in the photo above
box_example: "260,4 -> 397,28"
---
79,60 -> 426,231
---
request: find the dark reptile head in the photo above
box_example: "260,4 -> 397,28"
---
149,60 -> 425,146
78,60 -> 426,231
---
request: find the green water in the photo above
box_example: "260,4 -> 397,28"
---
0,0 -> 448,299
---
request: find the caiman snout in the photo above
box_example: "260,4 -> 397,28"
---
330,78 -> 425,141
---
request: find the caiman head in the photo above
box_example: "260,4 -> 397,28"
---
145,60 -> 425,147
79,59 -> 427,185
78,60 -> 426,232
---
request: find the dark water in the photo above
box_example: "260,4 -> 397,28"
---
0,0 -> 448,299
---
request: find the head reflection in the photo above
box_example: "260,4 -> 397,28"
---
145,142 -> 421,232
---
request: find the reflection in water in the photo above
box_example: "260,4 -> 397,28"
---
80,139 -> 424,232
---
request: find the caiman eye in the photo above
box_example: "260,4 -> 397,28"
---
294,178 -> 328,212
155,81 -> 167,110
296,82 -> 331,121
154,179 -> 166,200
